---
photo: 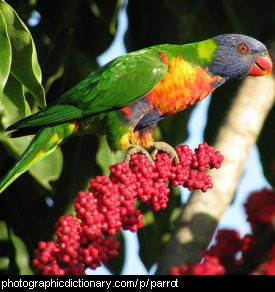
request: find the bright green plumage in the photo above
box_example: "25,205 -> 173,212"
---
0,34 -> 271,193
8,48 -> 168,130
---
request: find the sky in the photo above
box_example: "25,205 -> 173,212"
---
90,2 -> 270,275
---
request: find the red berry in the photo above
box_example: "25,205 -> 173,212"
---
33,143 -> 223,275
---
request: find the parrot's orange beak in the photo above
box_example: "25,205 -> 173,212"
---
248,53 -> 273,76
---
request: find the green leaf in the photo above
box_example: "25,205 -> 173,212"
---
96,136 -> 124,175
109,0 -> 123,35
0,221 -> 33,275
137,210 -> 159,270
0,94 -> 62,190
0,9 -> 11,100
0,0 -> 45,107
0,222 -> 20,274
0,134 -> 63,191
0,221 -> 9,274
158,109 -> 191,147
54,134 -> 101,209
11,232 -> 33,275
0,135 -> 63,191
3,74 -> 31,116
29,147 -> 63,191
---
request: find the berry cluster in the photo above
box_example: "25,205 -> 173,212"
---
170,256 -> 225,275
171,188 -> 275,275
204,229 -> 244,264
244,188 -> 275,232
33,214 -> 119,275
33,143 -> 223,275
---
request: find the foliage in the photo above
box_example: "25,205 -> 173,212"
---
0,0 -> 274,274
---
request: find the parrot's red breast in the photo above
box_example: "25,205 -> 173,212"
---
146,53 -> 223,116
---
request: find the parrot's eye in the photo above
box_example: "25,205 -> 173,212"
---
238,44 -> 249,54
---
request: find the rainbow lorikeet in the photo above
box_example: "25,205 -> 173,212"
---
0,34 -> 272,193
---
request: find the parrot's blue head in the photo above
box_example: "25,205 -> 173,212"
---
209,34 -> 272,79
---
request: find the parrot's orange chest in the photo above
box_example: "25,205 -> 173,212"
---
146,56 -> 222,115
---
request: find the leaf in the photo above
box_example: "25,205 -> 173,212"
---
158,109 -> 192,147
0,88 -> 22,129
34,0 -> 116,102
0,9 -> 11,101
96,136 -> 124,175
3,74 -> 31,116
0,221 -> 9,274
54,134 -> 101,207
109,0 -> 123,35
0,94 -> 62,190
257,104 -> 275,188
0,221 -> 33,275
0,0 -> 45,107
0,221 -> 21,274
11,232 -> 33,275
0,134 -> 63,191
30,148 -> 63,191
137,210 -> 159,270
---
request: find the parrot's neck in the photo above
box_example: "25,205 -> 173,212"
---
157,38 -> 218,69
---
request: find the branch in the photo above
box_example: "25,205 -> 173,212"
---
157,73 -> 275,274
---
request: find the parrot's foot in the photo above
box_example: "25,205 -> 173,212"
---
150,142 -> 179,164
125,144 -> 154,165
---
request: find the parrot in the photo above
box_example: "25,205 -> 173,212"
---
0,34 -> 272,194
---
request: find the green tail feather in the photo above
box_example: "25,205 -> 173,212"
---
0,122 -> 77,194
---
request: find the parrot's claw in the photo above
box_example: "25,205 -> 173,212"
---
150,142 -> 180,165
125,144 -> 154,165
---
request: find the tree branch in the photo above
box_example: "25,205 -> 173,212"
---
157,73 -> 275,274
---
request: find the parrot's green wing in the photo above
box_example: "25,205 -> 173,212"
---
8,48 -> 168,130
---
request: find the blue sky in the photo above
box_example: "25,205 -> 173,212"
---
89,3 -> 270,275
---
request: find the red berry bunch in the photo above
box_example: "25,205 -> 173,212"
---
244,188 -> 275,232
204,229 -> 244,265
170,256 -> 225,275
33,214 -> 119,275
33,143 -> 223,275
171,188 -> 275,275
